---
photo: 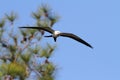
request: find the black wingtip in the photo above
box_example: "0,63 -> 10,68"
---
19,27 -> 28,28
85,43 -> 93,49
80,41 -> 93,49
86,43 -> 93,49
89,45 -> 93,49
83,42 -> 93,49
83,41 -> 93,49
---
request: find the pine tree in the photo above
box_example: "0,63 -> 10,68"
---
0,4 -> 59,80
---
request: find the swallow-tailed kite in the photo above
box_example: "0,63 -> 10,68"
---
19,27 -> 93,48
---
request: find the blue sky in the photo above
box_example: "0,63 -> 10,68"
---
0,0 -> 120,80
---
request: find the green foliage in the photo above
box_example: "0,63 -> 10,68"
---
8,62 -> 26,77
0,4 -> 59,80
5,11 -> 17,25
38,62 -> 55,80
32,11 -> 42,20
0,62 -> 26,79
48,13 -> 60,27
21,52 -> 32,63
0,18 -> 5,28
40,4 -> 51,17
40,44 -> 55,58
41,63 -> 55,75
32,4 -> 60,28
9,45 -> 17,53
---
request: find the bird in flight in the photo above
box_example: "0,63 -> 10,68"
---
19,27 -> 93,48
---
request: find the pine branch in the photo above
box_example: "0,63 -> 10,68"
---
5,12 -> 17,25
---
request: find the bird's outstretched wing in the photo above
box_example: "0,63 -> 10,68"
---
60,33 -> 93,48
19,27 -> 54,34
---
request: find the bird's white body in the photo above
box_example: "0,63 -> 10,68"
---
53,31 -> 61,37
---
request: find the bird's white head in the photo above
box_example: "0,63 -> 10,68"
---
54,31 -> 61,36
